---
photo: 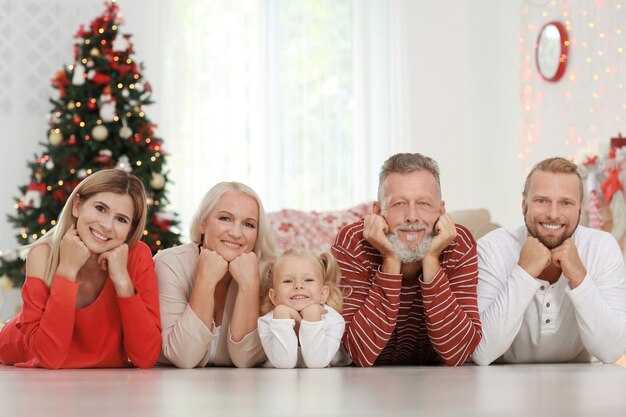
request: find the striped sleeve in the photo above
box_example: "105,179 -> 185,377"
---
421,225 -> 483,366
331,222 -> 402,367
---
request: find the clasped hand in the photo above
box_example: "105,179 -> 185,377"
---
196,248 -> 259,289
519,236 -> 586,287
57,224 -> 129,282
273,304 -> 328,332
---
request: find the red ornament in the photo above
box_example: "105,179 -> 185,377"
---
93,149 -> 114,167
52,189 -> 67,203
61,156 -> 78,170
88,70 -> 112,85
51,71 -> 70,98
74,24 -> 88,39
88,100 -> 97,110
68,135 -> 77,145
37,214 -> 46,225
73,115 -> 81,124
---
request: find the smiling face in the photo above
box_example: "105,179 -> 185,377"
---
523,170 -> 581,249
268,254 -> 329,312
72,192 -> 134,254
201,191 -> 259,262
376,170 -> 444,253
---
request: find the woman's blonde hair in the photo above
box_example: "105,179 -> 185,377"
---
260,249 -> 343,315
188,181 -> 277,263
23,169 -> 147,286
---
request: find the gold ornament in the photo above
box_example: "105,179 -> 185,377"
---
49,130 -> 63,146
150,173 -> 166,190
92,125 -> 108,141
67,101 -> 76,110
90,47 -> 100,57
119,125 -> 133,139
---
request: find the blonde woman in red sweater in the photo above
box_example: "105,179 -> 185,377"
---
0,169 -> 161,369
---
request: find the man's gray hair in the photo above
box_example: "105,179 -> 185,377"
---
377,153 -> 441,205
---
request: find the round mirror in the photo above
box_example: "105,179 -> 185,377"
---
536,21 -> 568,82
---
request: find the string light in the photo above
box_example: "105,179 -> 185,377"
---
520,1 -> 626,165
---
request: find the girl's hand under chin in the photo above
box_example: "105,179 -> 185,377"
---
300,303 -> 327,322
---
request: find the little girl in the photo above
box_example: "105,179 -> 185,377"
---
258,249 -> 350,368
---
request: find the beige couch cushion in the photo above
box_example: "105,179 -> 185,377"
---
449,208 -> 500,240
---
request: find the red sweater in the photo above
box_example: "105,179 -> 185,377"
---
0,241 -> 161,369
331,220 -> 482,366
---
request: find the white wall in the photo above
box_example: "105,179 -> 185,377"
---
0,0 -> 524,253
391,1 -> 523,228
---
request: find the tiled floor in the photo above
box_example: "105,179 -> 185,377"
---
1,363 -> 625,417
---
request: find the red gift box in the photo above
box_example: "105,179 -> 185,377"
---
610,133 -> 626,150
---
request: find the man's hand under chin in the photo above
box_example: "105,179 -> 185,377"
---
422,213 -> 457,283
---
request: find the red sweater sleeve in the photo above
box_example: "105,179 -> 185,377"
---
118,242 -> 162,369
421,225 -> 482,366
17,276 -> 79,369
331,222 -> 402,367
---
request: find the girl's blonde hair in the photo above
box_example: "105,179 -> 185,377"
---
189,181 -> 277,263
260,249 -> 343,315
22,169 -> 147,286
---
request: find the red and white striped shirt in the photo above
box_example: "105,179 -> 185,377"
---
331,220 -> 482,366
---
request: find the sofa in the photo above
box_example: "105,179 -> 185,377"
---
267,203 -> 500,253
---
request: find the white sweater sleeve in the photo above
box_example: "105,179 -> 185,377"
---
566,234 -> 626,363
298,306 -> 346,368
257,312 -> 298,368
471,233 -> 542,366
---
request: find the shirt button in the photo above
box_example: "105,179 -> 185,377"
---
546,319 -> 551,324
546,303 -> 550,307
540,286 -> 546,290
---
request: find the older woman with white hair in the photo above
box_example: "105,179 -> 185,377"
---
155,182 -> 276,368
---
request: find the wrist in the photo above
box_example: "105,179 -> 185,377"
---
567,271 -> 586,289
236,281 -> 260,294
381,255 -> 401,274
56,265 -> 78,281
112,274 -> 135,297
421,254 -> 440,283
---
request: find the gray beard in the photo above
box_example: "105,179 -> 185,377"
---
386,227 -> 433,263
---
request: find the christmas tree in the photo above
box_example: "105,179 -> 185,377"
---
0,0 -> 182,287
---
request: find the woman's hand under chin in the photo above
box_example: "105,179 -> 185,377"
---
98,243 -> 134,297
228,252 -> 259,291
56,224 -> 91,281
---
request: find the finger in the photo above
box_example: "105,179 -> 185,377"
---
66,224 -> 78,236
98,254 -> 109,271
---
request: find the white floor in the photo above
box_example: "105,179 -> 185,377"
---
1,363 -> 625,417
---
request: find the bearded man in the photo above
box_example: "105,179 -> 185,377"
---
331,153 -> 482,366
472,157 -> 626,365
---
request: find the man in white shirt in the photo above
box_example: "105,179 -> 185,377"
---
472,157 -> 626,365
